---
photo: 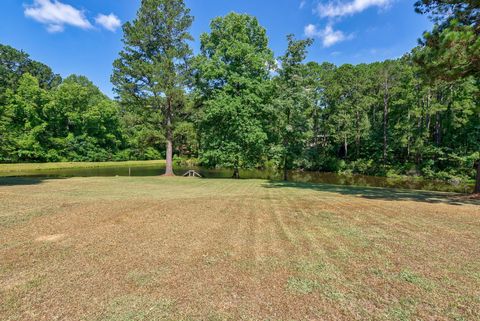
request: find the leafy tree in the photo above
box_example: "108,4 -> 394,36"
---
174,121 -> 197,156
0,4 -> 478,193
273,35 -> 313,180
329,64 -> 372,161
0,45 -> 61,161
414,0 -> 478,30
304,62 -> 337,170
0,44 -> 61,96
174,96 -> 198,157
6,73 -> 49,161
377,60 -> 402,164
45,75 -> 123,161
0,94 -> 13,161
194,13 -> 275,178
414,22 -> 479,82
118,105 -> 165,160
415,0 -> 480,192
112,0 -> 194,175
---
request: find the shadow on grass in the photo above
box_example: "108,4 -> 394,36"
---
263,180 -> 480,206
0,177 -> 65,186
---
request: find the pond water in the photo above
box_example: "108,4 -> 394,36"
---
0,164 -> 474,193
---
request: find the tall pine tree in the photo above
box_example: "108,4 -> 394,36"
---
414,0 -> 480,193
112,0 -> 193,176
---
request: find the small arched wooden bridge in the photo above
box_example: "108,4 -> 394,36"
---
183,170 -> 202,178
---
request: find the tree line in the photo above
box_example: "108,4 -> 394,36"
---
1,0 -> 479,191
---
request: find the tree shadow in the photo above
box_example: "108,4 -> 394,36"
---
263,180 -> 480,206
0,177 -> 65,186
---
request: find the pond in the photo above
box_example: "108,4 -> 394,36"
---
0,164 -> 474,193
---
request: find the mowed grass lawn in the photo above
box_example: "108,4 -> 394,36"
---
0,160 -> 166,175
0,177 -> 479,321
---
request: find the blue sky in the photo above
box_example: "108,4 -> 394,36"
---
0,0 -> 431,97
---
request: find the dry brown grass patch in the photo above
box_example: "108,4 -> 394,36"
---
0,177 -> 479,320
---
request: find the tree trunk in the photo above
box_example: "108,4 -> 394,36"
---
283,153 -> 288,181
407,110 -> 411,158
283,108 -> 291,181
232,167 -> 240,179
355,110 -> 360,158
416,112 -> 423,165
435,112 -> 441,146
344,135 -> 348,159
313,111 -> 319,147
425,90 -> 431,135
164,99 -> 175,176
475,160 -> 480,194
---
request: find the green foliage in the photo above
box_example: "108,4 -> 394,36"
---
0,95 -> 13,161
6,73 -> 49,161
297,56 -> 479,183
272,35 -> 314,179
45,75 -> 123,161
112,0 -> 193,104
0,44 -> 61,99
194,13 -> 275,174
0,66 -> 123,162
112,0 -> 194,174
414,0 -> 479,191
0,1 -> 478,187
174,121 -> 197,156
414,21 -> 479,81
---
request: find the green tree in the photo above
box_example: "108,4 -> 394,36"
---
174,95 -> 198,157
45,75 -> 123,161
6,73 -> 49,161
329,64 -> 372,161
304,62 -> 337,170
194,13 -> 275,178
0,44 -> 61,98
371,60 -> 402,165
274,35 -> 313,180
118,105 -> 165,160
0,94 -> 13,161
112,0 -> 194,176
415,0 -> 480,192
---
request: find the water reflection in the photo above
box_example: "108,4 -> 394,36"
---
0,164 -> 473,193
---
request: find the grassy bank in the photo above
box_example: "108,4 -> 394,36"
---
0,160 -> 165,173
0,177 -> 479,320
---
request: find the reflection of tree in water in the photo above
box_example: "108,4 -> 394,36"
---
4,164 -> 473,193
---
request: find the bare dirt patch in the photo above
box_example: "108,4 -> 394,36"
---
34,234 -> 66,242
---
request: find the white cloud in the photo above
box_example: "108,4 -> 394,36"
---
95,13 -> 121,32
24,0 -> 92,33
304,23 -> 352,47
304,24 -> 317,37
46,24 -> 64,33
317,0 -> 393,18
299,1 -> 307,9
